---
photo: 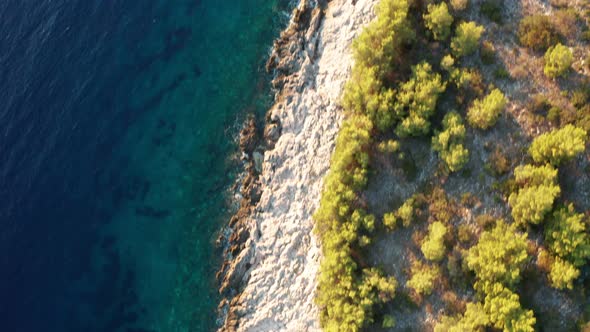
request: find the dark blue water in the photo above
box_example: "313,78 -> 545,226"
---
0,1 -> 287,331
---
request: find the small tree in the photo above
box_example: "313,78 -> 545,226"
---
451,21 -> 485,57
483,283 -> 536,332
467,89 -> 507,129
421,221 -> 448,261
528,124 -> 587,165
509,164 -> 560,226
397,196 -> 416,227
544,43 -> 573,78
407,260 -> 441,295
545,204 -> 590,266
395,62 -> 446,136
424,2 -> 454,41
548,257 -> 580,290
432,111 -> 469,172
465,220 -> 529,289
383,212 -> 398,231
352,0 -> 415,79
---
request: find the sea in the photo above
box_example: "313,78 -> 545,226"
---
0,0 -> 289,331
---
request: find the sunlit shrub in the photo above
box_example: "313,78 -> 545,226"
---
544,43 -> 573,78
451,21 -> 485,57
424,2 -> 454,41
467,88 -> 507,129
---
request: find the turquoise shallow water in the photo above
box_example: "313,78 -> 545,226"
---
0,0 -> 289,331
100,1 -> 290,330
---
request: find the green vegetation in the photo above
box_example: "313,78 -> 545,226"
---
544,43 -> 573,78
407,260 -> 441,295
314,1 -> 415,330
424,2 -> 454,41
377,139 -> 400,154
467,88 -> 507,129
397,196 -> 417,227
315,115 -> 398,331
548,256 -> 579,289
394,62 -> 446,136
545,204 -> 590,267
351,0 -> 414,80
432,111 -> 469,172
483,283 -> 536,332
435,303 -> 489,332
383,212 -> 397,231
465,220 -> 529,291
342,68 -> 396,131
518,14 -> 559,51
451,21 -> 485,57
421,221 -> 448,261
528,124 -> 587,165
508,164 -> 560,225
313,0 -> 589,329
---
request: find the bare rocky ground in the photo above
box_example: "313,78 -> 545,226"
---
216,0 -> 379,331
364,0 -> 590,331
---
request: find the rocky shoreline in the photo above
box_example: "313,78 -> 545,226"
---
216,0 -> 378,330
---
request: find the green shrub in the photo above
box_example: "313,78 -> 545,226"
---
397,196 -> 416,227
483,283 -> 536,332
518,14 -> 559,51
547,106 -> 561,123
480,0 -> 503,24
512,163 -> 558,187
548,256 -> 580,290
440,54 -> 455,71
450,68 -> 485,98
382,315 -> 396,328
432,111 -> 469,172
435,303 -> 490,331
343,67 -> 397,131
508,164 -> 560,225
352,0 -> 415,79
465,220 -> 529,290
467,88 -> 507,129
395,62 -> 446,136
528,124 -> 587,165
544,43 -> 573,78
421,221 -> 448,261
316,2 -> 417,321
383,212 -> 398,231
407,260 -> 441,295
377,139 -> 400,154
424,2 -> 454,41
451,21 -> 485,57
545,204 -> 590,267
315,115 -> 390,331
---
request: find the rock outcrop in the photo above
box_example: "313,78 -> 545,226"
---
217,0 -> 378,330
